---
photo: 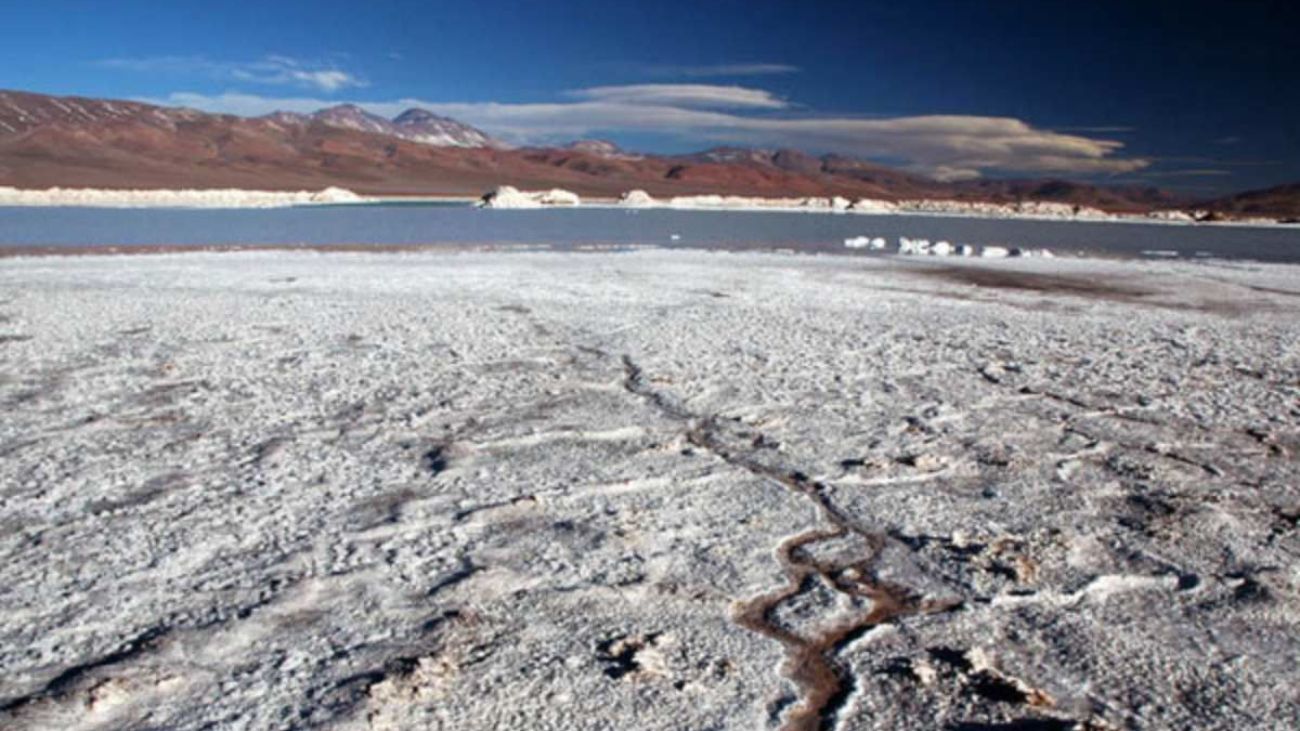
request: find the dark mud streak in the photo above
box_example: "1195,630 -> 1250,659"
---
425,561 -> 481,597
0,626 -> 171,714
914,265 -> 1277,316
1021,382 -> 1277,468
307,609 -> 466,729
0,570 -> 319,718
620,353 -> 951,731
915,266 -> 1155,300
451,494 -> 537,523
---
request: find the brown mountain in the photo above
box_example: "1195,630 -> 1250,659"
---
0,88 -> 1246,213
1201,183 -> 1300,220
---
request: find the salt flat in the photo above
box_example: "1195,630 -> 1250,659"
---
0,250 -> 1297,730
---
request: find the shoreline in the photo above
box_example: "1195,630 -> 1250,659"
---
0,240 -> 1232,266
3,242 -> 1299,293
1,185 -> 1295,228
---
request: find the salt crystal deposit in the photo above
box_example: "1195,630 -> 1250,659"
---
0,249 -> 1297,730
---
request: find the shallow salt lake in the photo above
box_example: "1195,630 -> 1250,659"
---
2,203 -> 1300,262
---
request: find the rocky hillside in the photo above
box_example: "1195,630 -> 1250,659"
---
3,88 -> 1290,215
1201,183 -> 1300,220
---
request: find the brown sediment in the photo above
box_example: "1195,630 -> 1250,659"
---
689,420 -> 955,730
912,264 -> 1284,316
615,356 -> 950,729
730,528 -> 920,731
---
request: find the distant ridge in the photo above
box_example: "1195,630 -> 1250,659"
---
1,88 -> 1294,217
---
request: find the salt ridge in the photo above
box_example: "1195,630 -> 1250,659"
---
0,186 -> 364,209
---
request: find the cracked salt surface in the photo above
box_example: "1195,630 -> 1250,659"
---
0,250 -> 1298,730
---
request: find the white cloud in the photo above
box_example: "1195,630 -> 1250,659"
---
925,166 -> 984,182
150,89 -> 1148,179
99,55 -> 365,93
566,84 -> 788,109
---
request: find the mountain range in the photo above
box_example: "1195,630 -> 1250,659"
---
0,89 -> 1294,217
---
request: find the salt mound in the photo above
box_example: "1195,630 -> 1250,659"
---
898,237 -> 932,255
537,189 -> 581,206
844,235 -> 886,250
479,186 -> 539,209
618,190 -> 658,207
850,199 -> 899,213
479,186 -> 582,208
309,187 -> 364,204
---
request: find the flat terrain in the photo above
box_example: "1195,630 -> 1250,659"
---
1,250 -> 1298,730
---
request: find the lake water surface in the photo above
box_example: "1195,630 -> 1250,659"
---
2,204 -> 1299,262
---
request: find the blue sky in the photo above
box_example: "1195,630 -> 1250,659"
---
2,0 -> 1296,193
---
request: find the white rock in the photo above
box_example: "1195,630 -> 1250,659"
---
850,198 -> 899,213
618,189 -> 658,207
536,188 -> 581,206
931,241 -> 954,257
981,246 -> 1011,258
1148,209 -> 1196,222
479,185 -> 540,209
479,186 -> 581,208
309,187 -> 364,204
898,237 -> 932,256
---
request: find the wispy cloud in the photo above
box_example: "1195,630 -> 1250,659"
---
1154,155 -> 1280,167
1140,169 -> 1233,177
565,84 -> 788,109
649,62 -> 801,78
99,55 -> 366,92
152,88 -> 1148,180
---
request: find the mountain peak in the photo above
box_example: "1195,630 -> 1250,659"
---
567,139 -> 625,157
393,108 -> 449,124
389,107 -> 504,149
299,104 -> 502,148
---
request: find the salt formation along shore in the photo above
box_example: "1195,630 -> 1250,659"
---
0,186 -> 364,208
1,249 -> 1297,730
0,183 -> 1288,225
480,186 -> 1293,225
845,235 -> 1052,258
478,185 -> 582,208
